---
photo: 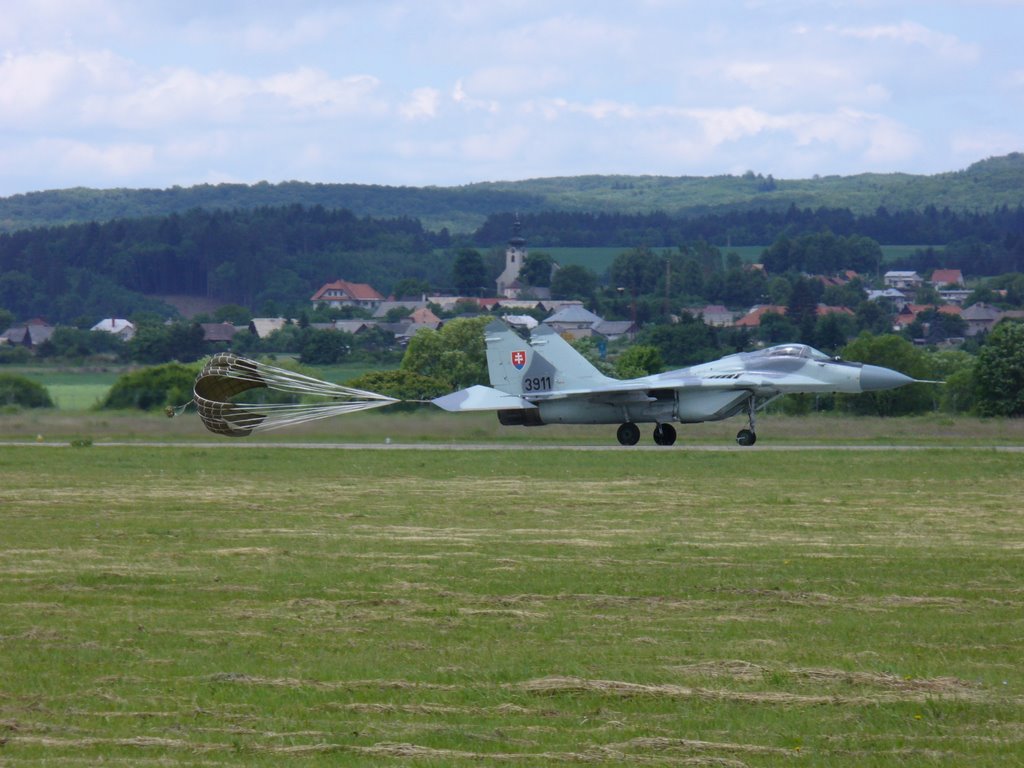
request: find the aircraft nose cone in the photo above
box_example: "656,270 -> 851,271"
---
860,364 -> 915,391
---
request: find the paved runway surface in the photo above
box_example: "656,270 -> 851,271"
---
6,441 -> 1024,452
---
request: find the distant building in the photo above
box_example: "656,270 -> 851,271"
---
544,305 -> 603,338
962,303 -> 1003,336
199,322 -> 239,346
310,279 -> 384,310
734,305 -> 788,328
929,269 -> 965,287
694,304 -> 736,327
91,318 -> 136,341
496,218 -> 527,298
884,271 -> 923,290
1,319 -> 55,348
249,318 -> 288,338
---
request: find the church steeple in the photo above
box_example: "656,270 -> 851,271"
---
496,214 -> 527,297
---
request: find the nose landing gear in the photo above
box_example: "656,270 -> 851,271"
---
736,395 -> 757,446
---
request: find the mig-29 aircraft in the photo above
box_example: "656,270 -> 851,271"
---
433,319 -> 933,446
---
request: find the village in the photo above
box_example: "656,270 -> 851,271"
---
3,227 -> 1022,359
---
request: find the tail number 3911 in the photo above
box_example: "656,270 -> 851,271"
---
523,376 -> 552,392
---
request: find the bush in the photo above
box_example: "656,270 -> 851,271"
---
346,369 -> 451,411
100,362 -> 200,411
0,374 -> 54,408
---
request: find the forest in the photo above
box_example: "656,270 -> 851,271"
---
3,153 -> 1024,234
3,196 -> 1024,326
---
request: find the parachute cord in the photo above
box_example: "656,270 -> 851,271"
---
165,399 -> 195,418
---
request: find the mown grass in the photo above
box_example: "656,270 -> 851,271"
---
0,445 -> 1021,765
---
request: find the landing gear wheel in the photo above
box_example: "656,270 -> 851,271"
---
616,422 -> 641,446
653,423 -> 677,446
736,428 -> 757,447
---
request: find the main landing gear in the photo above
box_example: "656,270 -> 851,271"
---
736,396 -> 757,446
616,422 -> 677,446
616,422 -> 641,446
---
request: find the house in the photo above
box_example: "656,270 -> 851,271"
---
1,319 -> 55,348
734,304 -> 853,328
373,300 -> 426,319
929,269 -> 964,287
249,317 -> 288,339
884,271 -> 923,290
332,320 -> 371,335
544,305 -> 603,338
734,305 -> 788,328
961,303 -> 1003,336
200,322 -> 239,346
591,319 -> 637,341
694,304 -> 736,327
90,318 -> 136,341
408,306 -> 441,327
310,280 -> 384,310
867,288 -> 909,303
893,304 -> 963,332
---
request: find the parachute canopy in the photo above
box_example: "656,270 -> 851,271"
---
192,353 -> 399,436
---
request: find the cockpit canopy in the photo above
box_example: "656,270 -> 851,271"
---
760,344 -> 833,361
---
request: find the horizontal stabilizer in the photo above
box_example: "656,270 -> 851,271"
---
432,385 -> 537,413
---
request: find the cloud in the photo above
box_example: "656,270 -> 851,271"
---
0,50 -> 130,123
260,68 -> 382,115
399,87 -> 440,120
835,21 -> 979,62
0,138 -> 155,182
719,58 -> 891,108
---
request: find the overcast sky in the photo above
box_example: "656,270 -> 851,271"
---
2,1 -> 1023,196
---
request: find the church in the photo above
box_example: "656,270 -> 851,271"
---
495,217 -> 528,298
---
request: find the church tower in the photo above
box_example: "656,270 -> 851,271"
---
495,216 -> 526,298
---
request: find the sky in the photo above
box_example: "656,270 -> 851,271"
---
2,0 -> 1024,196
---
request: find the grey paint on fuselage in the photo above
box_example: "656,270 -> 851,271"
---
432,320 -> 934,443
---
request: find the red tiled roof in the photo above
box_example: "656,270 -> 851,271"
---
930,269 -> 964,285
311,280 -> 384,302
734,305 -> 787,327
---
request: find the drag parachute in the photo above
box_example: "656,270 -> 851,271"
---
187,354 -> 399,436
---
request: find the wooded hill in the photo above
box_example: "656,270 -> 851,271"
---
3,153 -> 1024,234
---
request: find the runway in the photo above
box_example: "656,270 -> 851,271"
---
5,440 -> 1024,452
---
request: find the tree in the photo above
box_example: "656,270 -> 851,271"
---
974,320 -> 1024,416
609,247 -> 663,297
614,345 -> 663,378
401,316 -> 490,389
0,374 -> 54,408
925,349 -> 975,413
550,264 -> 597,301
838,333 -> 934,416
392,277 -> 431,299
214,304 -> 252,324
758,311 -> 799,344
100,362 -> 199,411
452,248 -> 488,296
346,369 -> 452,411
127,321 -> 208,363
637,316 -> 719,366
520,252 -> 554,288
299,329 -> 352,365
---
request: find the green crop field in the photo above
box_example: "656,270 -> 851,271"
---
538,244 -> 942,275
1,442 -> 1021,766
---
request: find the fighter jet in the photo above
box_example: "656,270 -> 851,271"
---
433,319 -> 934,446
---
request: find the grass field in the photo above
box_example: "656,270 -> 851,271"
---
1,441 -> 1022,766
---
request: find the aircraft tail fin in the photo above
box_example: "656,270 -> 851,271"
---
485,320 -> 615,396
